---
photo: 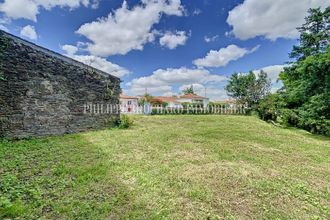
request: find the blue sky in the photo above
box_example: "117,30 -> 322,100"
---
0,0 -> 328,100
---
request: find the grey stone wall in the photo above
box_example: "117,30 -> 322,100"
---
0,30 -> 121,139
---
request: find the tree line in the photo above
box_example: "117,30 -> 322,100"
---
225,7 -> 329,136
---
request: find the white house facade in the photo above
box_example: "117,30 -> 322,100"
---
177,94 -> 209,107
119,94 -> 139,113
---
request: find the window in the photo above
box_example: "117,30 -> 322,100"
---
128,101 -> 132,105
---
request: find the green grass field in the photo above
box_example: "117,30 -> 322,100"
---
1,115 -> 329,219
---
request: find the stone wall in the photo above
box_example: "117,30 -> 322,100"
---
0,30 -> 121,139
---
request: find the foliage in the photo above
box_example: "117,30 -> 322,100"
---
257,7 -> 330,136
290,7 -> 329,60
182,85 -> 195,95
149,98 -> 168,107
280,47 -> 330,109
181,102 -> 204,108
225,70 -> 271,107
138,93 -> 153,105
276,7 -> 329,135
257,93 -> 285,121
0,116 -> 329,219
295,93 -> 330,136
103,82 -> 118,101
117,114 -> 134,129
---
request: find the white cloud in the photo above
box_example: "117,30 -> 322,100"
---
193,44 -> 259,68
71,55 -> 130,78
131,85 -> 172,95
0,24 -> 8,31
192,8 -> 202,16
128,67 -> 227,87
90,0 -> 100,9
204,87 -> 229,101
174,64 -> 287,101
224,31 -> 231,37
0,0 -> 38,21
252,64 -> 288,92
0,0 -> 97,21
0,16 -> 10,24
0,17 -> 9,31
20,25 -> 37,40
179,83 -> 205,93
227,0 -> 329,40
0,16 -> 11,32
61,44 -> 130,78
162,91 -> 176,96
62,44 -> 79,56
126,67 -> 227,95
253,64 -> 287,84
179,84 -> 228,101
204,35 -> 218,43
159,31 -> 189,49
76,0 -> 184,56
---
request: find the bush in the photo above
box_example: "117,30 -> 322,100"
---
300,118 -> 330,136
295,108 -> 330,136
278,108 -> 299,126
258,94 -> 330,136
257,94 -> 285,121
117,115 -> 133,129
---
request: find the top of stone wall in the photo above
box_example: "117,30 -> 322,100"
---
0,30 -> 120,81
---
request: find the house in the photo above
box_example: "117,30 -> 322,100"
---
151,96 -> 183,108
119,94 -> 139,113
151,94 -> 209,108
120,93 -> 210,113
177,94 -> 209,107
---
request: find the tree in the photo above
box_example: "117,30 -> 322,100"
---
290,7 -> 329,60
182,85 -> 195,95
280,7 -> 329,112
257,93 -> 286,121
225,71 -> 271,107
138,93 -> 153,105
279,46 -> 330,134
260,7 -> 330,135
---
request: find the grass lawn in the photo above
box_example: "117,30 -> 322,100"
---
0,115 -> 329,219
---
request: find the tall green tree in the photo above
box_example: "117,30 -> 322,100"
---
263,7 -> 330,135
280,7 -> 329,108
225,70 -> 271,107
290,7 -> 329,60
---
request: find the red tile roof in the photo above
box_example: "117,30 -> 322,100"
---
152,96 -> 180,103
179,93 -> 207,99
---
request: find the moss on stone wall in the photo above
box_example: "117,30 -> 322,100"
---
0,34 -> 9,81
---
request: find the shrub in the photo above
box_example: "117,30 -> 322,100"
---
117,115 -> 133,129
259,105 -> 330,136
278,108 -> 299,126
295,108 -> 330,136
257,94 -> 285,121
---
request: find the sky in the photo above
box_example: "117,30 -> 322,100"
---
0,0 -> 329,100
